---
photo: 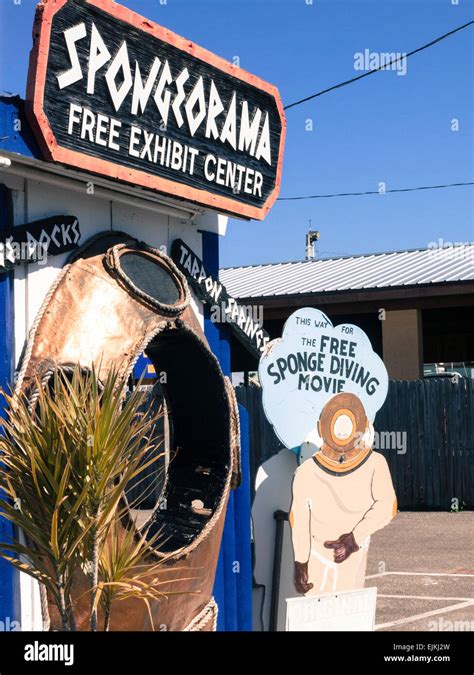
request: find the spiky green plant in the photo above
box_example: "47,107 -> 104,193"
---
95,515 -> 197,631
0,366 -> 192,630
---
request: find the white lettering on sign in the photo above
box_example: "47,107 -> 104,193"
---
203,154 -> 263,197
258,308 -> 389,451
174,240 -> 270,355
67,104 -> 264,197
56,23 -> 87,89
286,587 -> 377,631
57,23 -> 272,165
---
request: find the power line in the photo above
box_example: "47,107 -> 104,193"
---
277,181 -> 474,201
284,21 -> 474,111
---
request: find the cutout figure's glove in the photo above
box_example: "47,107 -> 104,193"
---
294,561 -> 314,594
324,532 -> 359,563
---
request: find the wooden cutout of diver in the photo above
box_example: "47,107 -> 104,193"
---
291,391 -> 397,595
258,308 -> 397,595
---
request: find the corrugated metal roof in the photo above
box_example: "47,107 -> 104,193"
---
220,245 -> 474,298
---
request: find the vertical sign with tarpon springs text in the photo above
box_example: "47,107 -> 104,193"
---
26,0 -> 286,220
171,238 -> 270,359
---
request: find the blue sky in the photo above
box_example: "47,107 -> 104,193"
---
0,0 -> 473,268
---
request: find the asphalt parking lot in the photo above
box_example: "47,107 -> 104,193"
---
367,512 -> 474,631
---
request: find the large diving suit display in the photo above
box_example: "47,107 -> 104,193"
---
15,231 -> 240,631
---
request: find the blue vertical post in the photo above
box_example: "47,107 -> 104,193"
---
201,230 -> 252,631
0,184 -> 18,626
234,404 -> 252,630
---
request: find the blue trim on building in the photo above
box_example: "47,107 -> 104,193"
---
201,230 -> 252,631
0,184 -> 18,625
132,353 -> 157,381
234,404 -> 253,630
0,95 -> 41,159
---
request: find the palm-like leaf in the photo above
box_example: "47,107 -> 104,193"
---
0,365 -> 194,630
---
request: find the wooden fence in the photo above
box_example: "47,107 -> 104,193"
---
235,378 -> 474,510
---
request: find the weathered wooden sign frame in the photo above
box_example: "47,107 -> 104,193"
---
26,0 -> 286,220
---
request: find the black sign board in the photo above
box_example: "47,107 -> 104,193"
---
27,0 -> 285,220
0,215 -> 81,273
171,238 -> 270,359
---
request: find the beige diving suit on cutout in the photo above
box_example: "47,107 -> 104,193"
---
290,392 -> 397,595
